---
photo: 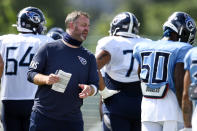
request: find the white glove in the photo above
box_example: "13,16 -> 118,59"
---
179,128 -> 192,131
99,87 -> 120,99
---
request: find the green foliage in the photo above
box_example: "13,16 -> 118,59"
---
90,13 -> 112,37
143,2 -> 174,36
11,0 -> 69,31
0,0 -> 197,42
124,0 -> 197,37
0,0 -> 17,34
0,0 -> 71,35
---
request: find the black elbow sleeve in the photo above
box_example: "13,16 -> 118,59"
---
27,71 -> 38,83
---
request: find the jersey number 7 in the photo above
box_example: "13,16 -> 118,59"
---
123,50 -> 134,77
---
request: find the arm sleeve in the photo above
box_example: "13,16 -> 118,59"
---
184,49 -> 192,70
27,44 -> 48,83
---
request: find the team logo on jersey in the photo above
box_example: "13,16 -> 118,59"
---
29,60 -> 39,69
78,56 -> 87,65
26,11 -> 41,23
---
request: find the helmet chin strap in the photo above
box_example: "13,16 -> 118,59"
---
178,26 -> 183,42
188,33 -> 194,44
36,25 -> 45,34
178,37 -> 181,42
112,28 -> 119,36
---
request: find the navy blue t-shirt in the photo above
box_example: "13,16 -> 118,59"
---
27,40 -> 99,121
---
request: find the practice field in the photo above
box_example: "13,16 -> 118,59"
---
81,36 -> 104,131
81,94 -> 102,131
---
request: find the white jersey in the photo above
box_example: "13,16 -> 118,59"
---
96,35 -> 147,83
0,33 -> 53,100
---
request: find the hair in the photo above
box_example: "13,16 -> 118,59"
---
65,11 -> 89,29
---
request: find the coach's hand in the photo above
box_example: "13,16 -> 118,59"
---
78,84 -> 95,98
46,74 -> 60,85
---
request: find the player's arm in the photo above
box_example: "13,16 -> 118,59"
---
96,50 -> 120,99
182,70 -> 192,128
137,65 -> 141,79
96,50 -> 111,121
0,54 -> 4,78
174,62 -> 185,108
99,95 -> 103,121
96,50 -> 111,91
96,50 -> 110,70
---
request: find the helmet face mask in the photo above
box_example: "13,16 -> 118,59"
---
163,12 -> 196,44
109,12 -> 140,38
15,7 -> 46,34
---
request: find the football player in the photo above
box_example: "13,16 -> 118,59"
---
96,12 -> 149,131
47,27 -> 65,40
182,46 -> 197,131
0,7 -> 53,131
133,12 -> 196,131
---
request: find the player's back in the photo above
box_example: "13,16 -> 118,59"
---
96,35 -> 148,83
97,36 -> 146,117
0,33 -> 53,100
133,39 -> 192,92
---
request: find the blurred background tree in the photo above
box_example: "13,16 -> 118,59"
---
0,0 -> 197,44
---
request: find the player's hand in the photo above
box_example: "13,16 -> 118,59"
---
99,87 -> 120,99
78,84 -> 93,98
179,128 -> 192,131
45,74 -> 59,85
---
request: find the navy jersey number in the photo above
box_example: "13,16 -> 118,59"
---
141,52 -> 170,83
5,47 -> 34,75
123,50 -> 134,77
